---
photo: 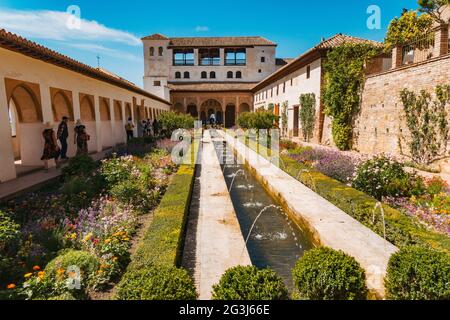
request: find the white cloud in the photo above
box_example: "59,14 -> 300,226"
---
64,42 -> 141,62
0,8 -> 141,45
195,26 -> 209,32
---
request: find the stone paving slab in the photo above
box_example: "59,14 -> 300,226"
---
195,131 -> 251,300
222,131 -> 398,299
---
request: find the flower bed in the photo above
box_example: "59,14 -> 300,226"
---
115,143 -> 199,300
242,136 -> 450,252
0,145 -> 177,300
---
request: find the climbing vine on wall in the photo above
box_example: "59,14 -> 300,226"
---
399,85 -> 450,165
299,94 -> 316,142
281,101 -> 288,137
323,43 -> 382,150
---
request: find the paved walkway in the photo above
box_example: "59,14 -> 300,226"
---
189,130 -> 251,300
223,131 -> 398,299
0,149 -> 113,200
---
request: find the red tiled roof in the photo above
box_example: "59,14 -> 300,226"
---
142,35 -> 276,47
0,29 -> 171,105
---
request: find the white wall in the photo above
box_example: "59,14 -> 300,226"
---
0,47 -> 171,182
253,58 -> 323,136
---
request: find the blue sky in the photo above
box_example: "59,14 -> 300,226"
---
0,0 -> 419,86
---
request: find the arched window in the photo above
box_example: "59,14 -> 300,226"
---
236,71 -> 242,79
184,71 -> 190,79
158,47 -> 164,56
210,71 -> 216,79
175,72 -> 181,79
201,71 -> 207,79
149,47 -> 154,56
227,71 -> 233,79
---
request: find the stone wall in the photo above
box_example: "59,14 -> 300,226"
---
355,54 -> 450,171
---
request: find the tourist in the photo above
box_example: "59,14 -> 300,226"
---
146,118 -> 152,136
57,116 -> 69,160
41,122 -> 60,171
141,119 -> 148,137
125,117 -> 135,141
74,120 -> 89,155
210,113 -> 216,127
152,118 -> 159,137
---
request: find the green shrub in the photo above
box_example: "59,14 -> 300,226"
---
62,155 -> 98,178
0,211 -> 20,284
212,266 -> 289,300
331,122 -> 353,151
116,265 -> 197,300
48,292 -> 77,300
110,179 -> 159,212
243,136 -> 450,252
352,156 -> 420,200
157,112 -> 194,138
45,250 -> 100,295
237,111 -> 279,130
62,176 -> 104,209
0,211 -> 20,252
292,247 -> 367,300
385,246 -> 450,300
100,155 -> 135,187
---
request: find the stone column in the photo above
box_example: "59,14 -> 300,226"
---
94,96 -> 102,153
39,84 -> 53,123
107,98 -> 115,146
434,24 -> 449,57
72,91 -> 81,121
391,46 -> 403,69
0,78 -> 17,182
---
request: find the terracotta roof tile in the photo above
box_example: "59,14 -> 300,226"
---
0,29 -> 171,105
142,36 -> 276,47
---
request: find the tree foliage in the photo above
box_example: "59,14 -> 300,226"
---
418,0 -> 450,23
399,85 -> 450,165
323,43 -> 382,150
385,9 -> 433,49
237,111 -> 279,130
281,101 -> 289,137
299,93 -> 316,142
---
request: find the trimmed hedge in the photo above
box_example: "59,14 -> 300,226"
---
115,143 -> 198,299
385,246 -> 450,300
116,265 -> 197,300
212,266 -> 289,300
240,136 -> 450,252
292,247 -> 367,300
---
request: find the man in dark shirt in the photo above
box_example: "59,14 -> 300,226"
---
57,116 -> 69,160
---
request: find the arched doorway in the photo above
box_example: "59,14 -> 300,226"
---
125,103 -> 132,121
51,90 -> 75,157
7,82 -> 43,167
186,104 -> 198,118
239,103 -> 250,114
173,103 -> 184,114
100,97 -> 113,149
225,104 -> 236,128
114,100 -> 125,144
201,99 -> 221,125
216,111 -> 223,125
79,94 -> 97,153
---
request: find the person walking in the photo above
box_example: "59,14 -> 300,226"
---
74,120 -> 89,156
41,122 -> 60,171
125,117 -> 135,141
146,118 -> 152,136
152,118 -> 159,137
57,116 -> 69,160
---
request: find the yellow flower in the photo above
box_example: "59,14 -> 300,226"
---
57,268 -> 65,276
38,271 -> 45,279
104,238 -> 112,244
83,233 -> 93,242
123,237 -> 130,242
70,233 -> 77,240
24,273 -> 33,278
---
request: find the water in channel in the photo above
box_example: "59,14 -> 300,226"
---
210,131 -> 313,290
